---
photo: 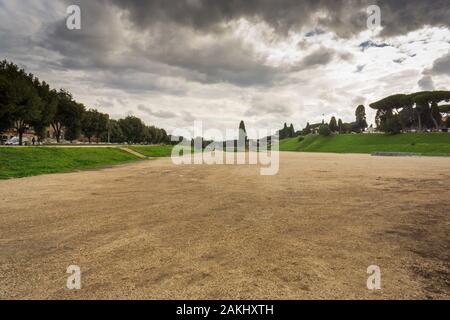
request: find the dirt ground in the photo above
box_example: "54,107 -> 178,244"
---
0,152 -> 449,299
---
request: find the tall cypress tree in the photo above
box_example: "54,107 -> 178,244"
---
329,116 -> 338,132
355,105 -> 368,132
239,120 -> 247,145
289,123 -> 295,137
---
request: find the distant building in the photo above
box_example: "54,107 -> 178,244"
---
0,128 -> 36,145
309,123 -> 322,135
0,125 -> 66,145
364,125 -> 378,134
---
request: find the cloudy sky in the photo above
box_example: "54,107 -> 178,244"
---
1,0 -> 450,136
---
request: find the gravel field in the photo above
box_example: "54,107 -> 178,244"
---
0,152 -> 449,299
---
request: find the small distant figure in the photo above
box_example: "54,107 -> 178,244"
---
32,137 -> 36,146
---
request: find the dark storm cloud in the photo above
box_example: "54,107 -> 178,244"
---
37,0 -> 283,87
418,75 -> 435,90
302,48 -> 335,67
37,1 -> 127,70
290,47 -> 337,72
111,0 -> 359,36
429,52 -> 450,75
137,24 -> 281,86
109,0 -> 450,37
375,0 -> 450,37
31,0 -> 450,90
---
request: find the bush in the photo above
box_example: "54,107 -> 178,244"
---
298,136 -> 305,142
318,124 -> 331,136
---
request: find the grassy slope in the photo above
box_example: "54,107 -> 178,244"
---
129,145 -> 204,157
128,145 -> 174,157
0,147 -> 141,179
279,133 -> 450,155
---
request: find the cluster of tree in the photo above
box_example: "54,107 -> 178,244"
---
278,123 -> 296,139
0,60 -> 169,145
369,91 -> 450,134
100,117 -> 169,145
300,105 -> 368,136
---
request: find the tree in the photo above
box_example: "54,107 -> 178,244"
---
51,90 -> 85,143
375,109 -> 387,130
148,125 -> 157,144
411,91 -> 450,130
383,113 -> 402,134
338,118 -> 343,133
289,123 -> 295,137
31,80 -> 57,142
318,124 -> 331,136
238,120 -> 247,145
430,102 -> 442,130
81,109 -> 109,143
101,119 -> 125,143
370,94 -> 412,111
279,123 -> 287,139
0,59 -> 174,146
8,77 -> 41,145
329,116 -> 338,132
95,112 -> 109,142
355,105 -> 368,132
0,76 -> 13,133
152,127 -> 162,144
159,128 -> 168,144
64,122 -> 81,142
398,105 -> 415,131
278,122 -> 295,139
81,109 -> 97,143
141,126 -> 152,144
370,94 -> 412,132
370,91 -> 450,132
0,61 -> 41,145
341,122 -> 353,133
64,102 -> 84,142
110,119 -> 125,143
302,122 -> 311,135
119,116 -> 145,144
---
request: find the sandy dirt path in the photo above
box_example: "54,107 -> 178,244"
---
0,152 -> 449,299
